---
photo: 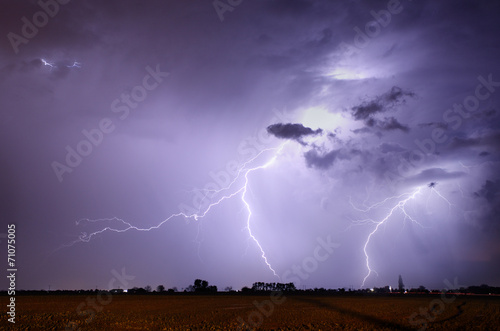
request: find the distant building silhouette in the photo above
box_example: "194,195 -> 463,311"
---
398,275 -> 405,293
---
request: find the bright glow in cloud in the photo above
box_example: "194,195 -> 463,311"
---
301,107 -> 341,131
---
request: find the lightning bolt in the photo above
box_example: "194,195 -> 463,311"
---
241,152 -> 281,277
458,161 -> 473,173
61,143 -> 286,278
355,183 -> 455,288
41,58 -> 55,69
349,191 -> 416,213
430,187 -> 453,210
355,187 -> 423,288
66,61 -> 82,68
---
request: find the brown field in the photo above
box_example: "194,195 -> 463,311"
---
1,294 -> 499,330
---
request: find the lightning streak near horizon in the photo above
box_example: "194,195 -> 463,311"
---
60,144 -> 286,278
354,184 -> 454,288
359,187 -> 423,288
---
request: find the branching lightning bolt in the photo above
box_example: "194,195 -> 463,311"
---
354,183 -> 454,288
60,143 -> 286,278
241,152 -> 281,277
359,187 -> 423,288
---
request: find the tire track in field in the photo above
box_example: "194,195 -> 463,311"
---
433,301 -> 466,324
292,296 -> 414,330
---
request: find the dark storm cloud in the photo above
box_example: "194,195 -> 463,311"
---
351,86 -> 415,121
378,117 -> 410,132
350,86 -> 414,133
352,116 -> 409,134
267,123 -> 323,144
352,101 -> 384,121
383,118 -> 409,132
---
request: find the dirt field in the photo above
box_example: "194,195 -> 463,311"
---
1,294 -> 499,330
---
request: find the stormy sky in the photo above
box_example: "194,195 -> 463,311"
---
1,0 -> 499,291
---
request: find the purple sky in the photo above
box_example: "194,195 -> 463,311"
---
1,0 -> 499,291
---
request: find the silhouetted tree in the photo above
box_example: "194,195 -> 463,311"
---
241,286 -> 251,293
129,287 -> 147,294
252,282 -> 264,291
156,285 -> 165,292
251,282 -> 296,292
194,279 -> 209,291
193,279 -> 216,293
417,285 -> 428,293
